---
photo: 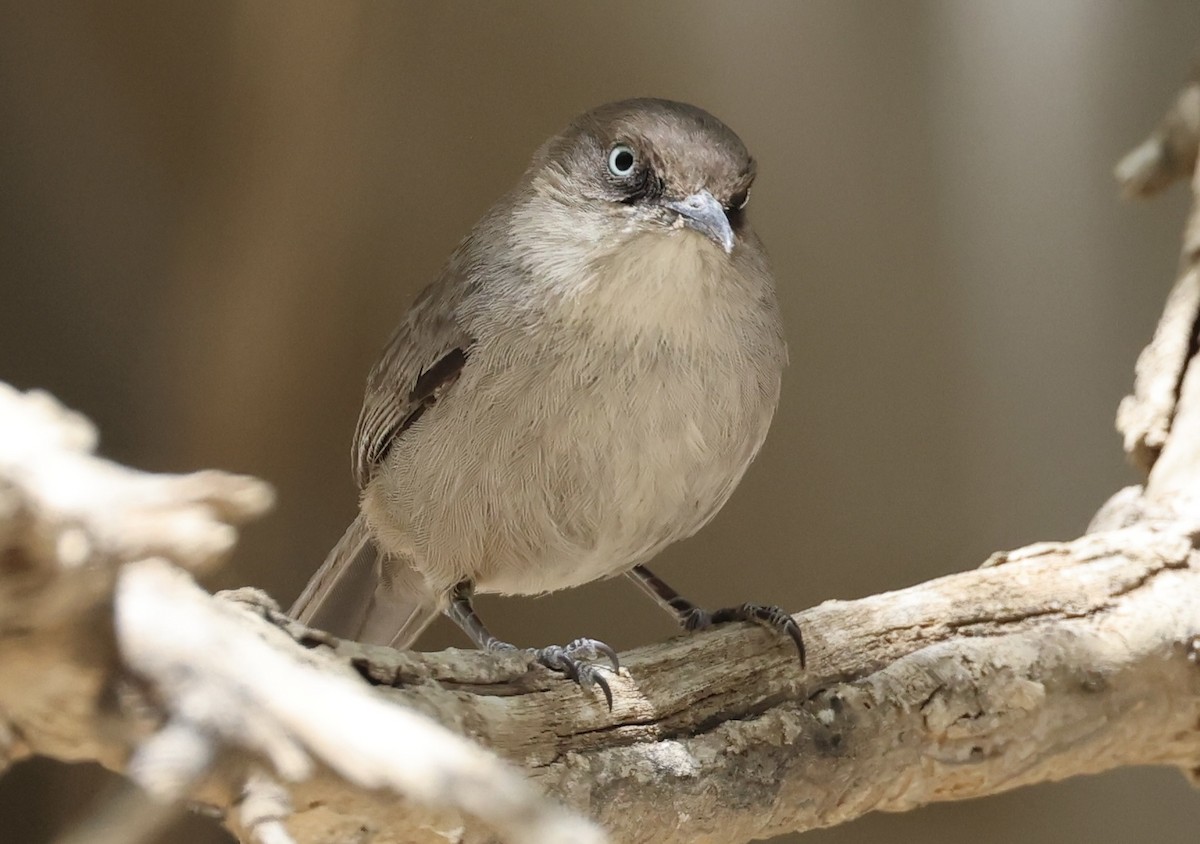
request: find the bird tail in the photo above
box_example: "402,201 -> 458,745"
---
290,512 -> 439,649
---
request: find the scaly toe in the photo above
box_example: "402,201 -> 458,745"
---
711,603 -> 806,668
562,637 -> 621,672
529,642 -> 618,709
748,604 -> 806,668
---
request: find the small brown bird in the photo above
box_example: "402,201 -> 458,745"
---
292,99 -> 803,705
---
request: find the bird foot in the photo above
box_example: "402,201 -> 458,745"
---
493,637 -> 620,709
683,603 -> 806,668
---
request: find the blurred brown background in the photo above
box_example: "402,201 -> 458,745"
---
3,1 -> 1200,842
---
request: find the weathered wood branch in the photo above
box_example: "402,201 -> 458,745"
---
1116,76 -> 1200,474
272,525 -> 1200,843
3,79 -> 1200,844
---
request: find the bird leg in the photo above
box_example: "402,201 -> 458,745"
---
627,564 -> 806,667
446,581 -> 620,708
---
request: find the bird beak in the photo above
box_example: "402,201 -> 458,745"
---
665,190 -> 735,254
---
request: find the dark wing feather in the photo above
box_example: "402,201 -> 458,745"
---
353,274 -> 475,488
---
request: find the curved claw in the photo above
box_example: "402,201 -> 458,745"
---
597,642 -> 621,673
748,604 -> 806,668
588,668 -> 614,710
564,637 -> 621,673
709,603 -> 806,669
780,617 -> 806,669
528,639 -> 619,710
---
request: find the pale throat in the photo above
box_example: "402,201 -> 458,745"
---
531,223 -> 736,339
593,227 -> 736,330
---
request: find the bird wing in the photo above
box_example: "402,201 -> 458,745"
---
353,274 -> 475,488
290,272 -> 475,644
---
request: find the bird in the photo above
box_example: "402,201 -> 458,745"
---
291,98 -> 803,706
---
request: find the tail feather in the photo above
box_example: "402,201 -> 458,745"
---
291,513 -> 439,649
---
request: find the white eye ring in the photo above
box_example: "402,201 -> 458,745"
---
735,188 -> 751,210
607,144 -> 637,177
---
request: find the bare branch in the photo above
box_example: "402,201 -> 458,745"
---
117,558 -> 605,844
1116,82 -> 1200,474
249,525 -> 1200,843
1115,80 -> 1200,199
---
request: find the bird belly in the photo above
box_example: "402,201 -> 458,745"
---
363,336 -> 779,599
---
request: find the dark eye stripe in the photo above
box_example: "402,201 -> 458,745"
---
618,170 -> 662,205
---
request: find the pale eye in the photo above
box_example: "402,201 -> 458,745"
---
607,144 -> 637,177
